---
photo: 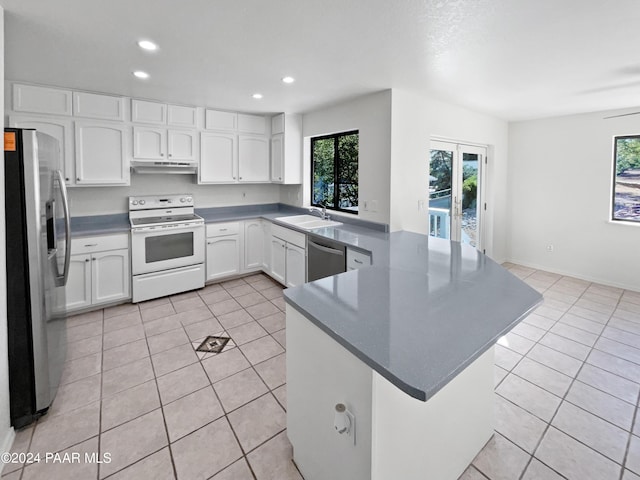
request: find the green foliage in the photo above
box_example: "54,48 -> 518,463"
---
462,174 -> 477,209
429,150 -> 452,192
616,137 -> 640,175
312,133 -> 358,209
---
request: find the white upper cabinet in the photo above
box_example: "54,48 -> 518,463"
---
271,134 -> 284,182
200,132 -> 237,183
73,92 -> 125,121
270,113 -> 302,184
238,113 -> 267,135
9,114 -> 75,185
205,110 -> 237,131
13,84 -> 72,116
133,127 -> 166,160
271,114 -> 285,135
238,135 -> 270,182
168,130 -> 197,161
167,104 -> 198,128
131,99 -> 167,125
75,121 -> 128,185
133,127 -> 196,161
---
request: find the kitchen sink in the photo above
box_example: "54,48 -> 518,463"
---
275,215 -> 343,230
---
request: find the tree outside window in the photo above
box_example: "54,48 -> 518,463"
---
311,131 -> 358,214
613,135 -> 640,222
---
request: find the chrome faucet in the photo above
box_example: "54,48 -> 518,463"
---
309,204 -> 329,220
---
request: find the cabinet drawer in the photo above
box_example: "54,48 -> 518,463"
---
347,248 -> 371,270
71,233 -> 129,255
272,224 -> 306,249
206,222 -> 240,237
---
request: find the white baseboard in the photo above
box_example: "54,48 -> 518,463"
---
506,258 -> 640,292
0,427 -> 15,475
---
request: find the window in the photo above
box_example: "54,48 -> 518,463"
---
612,135 -> 640,223
311,130 -> 358,214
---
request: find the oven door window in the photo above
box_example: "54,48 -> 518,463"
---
145,232 -> 194,263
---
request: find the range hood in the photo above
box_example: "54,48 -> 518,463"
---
131,160 -> 197,175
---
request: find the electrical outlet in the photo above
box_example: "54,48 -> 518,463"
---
546,244 -> 554,252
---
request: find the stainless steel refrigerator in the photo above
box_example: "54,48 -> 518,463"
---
4,128 -> 71,428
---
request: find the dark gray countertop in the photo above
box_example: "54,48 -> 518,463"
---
283,232 -> 542,401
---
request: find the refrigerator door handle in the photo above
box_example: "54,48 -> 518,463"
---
54,170 -> 71,286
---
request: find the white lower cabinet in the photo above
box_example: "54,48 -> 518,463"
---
285,243 -> 306,287
347,248 -> 372,271
206,222 -> 241,281
269,224 -> 306,287
270,237 -> 286,284
66,234 -> 130,312
66,255 -> 92,310
244,220 -> 263,271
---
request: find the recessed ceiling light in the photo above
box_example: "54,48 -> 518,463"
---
138,40 -> 158,51
252,93 -> 263,99
282,76 -> 295,84
133,71 -> 149,79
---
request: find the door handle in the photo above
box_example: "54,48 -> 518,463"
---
54,169 -> 71,287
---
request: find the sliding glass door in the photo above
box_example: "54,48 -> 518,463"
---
429,140 -> 486,250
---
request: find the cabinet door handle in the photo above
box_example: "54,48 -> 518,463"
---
92,257 -> 96,261
76,177 -> 80,181
239,176 -> 243,180
354,259 -> 363,264
219,228 -> 227,232
85,258 -> 90,263
84,243 -> 98,247
65,177 -> 70,182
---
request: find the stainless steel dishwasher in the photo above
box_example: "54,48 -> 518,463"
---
306,235 -> 347,282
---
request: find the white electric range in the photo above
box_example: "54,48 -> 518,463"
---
129,194 -> 205,302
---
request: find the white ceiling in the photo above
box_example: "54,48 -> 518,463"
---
2,0 -> 640,121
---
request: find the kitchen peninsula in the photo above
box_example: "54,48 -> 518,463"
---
284,233 -> 542,480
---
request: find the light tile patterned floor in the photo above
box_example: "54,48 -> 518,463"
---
462,264 -> 640,480
2,273 -> 297,480
4,265 -> 640,479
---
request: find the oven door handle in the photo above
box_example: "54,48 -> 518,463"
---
131,223 -> 204,234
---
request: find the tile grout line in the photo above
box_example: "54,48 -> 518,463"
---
521,271 -> 631,478
513,273 -> 590,480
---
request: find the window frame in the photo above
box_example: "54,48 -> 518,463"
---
310,129 -> 359,215
611,134 -> 640,224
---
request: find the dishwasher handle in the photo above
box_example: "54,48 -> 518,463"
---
308,239 -> 345,256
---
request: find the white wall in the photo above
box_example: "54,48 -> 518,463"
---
0,5 -> 15,464
389,90 -> 510,261
286,90 -> 392,225
508,109 -> 640,290
68,178 -> 280,216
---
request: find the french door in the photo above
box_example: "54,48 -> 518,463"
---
429,140 -> 486,250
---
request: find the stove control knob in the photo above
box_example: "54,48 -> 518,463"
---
139,200 -> 146,205
132,200 -> 138,205
187,197 -> 193,203
180,198 -> 186,203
